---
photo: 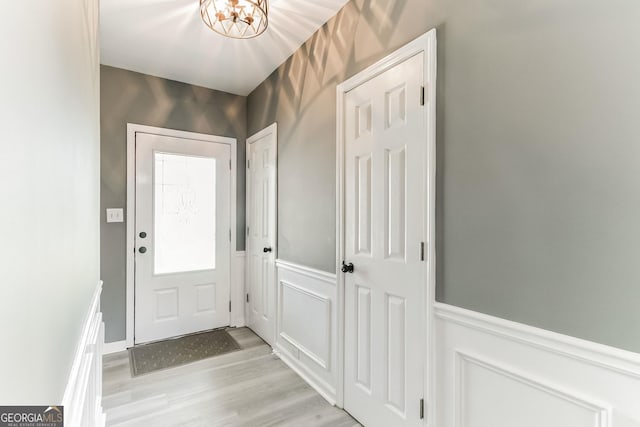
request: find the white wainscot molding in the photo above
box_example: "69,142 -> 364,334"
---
232,251 -> 246,327
274,260 -> 337,405
62,281 -> 106,427
434,302 -> 640,427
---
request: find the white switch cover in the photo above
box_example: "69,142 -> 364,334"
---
106,208 -> 124,223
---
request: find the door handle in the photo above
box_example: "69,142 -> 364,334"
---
139,246 -> 147,254
341,261 -> 354,273
263,247 -> 273,253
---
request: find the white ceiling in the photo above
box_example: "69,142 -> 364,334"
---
100,0 -> 350,96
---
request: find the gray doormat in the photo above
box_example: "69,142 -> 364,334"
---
129,329 -> 241,376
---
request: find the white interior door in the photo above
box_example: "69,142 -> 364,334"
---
135,132 -> 231,344
343,53 -> 427,426
246,124 -> 277,344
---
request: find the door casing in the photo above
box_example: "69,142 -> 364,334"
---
335,30 -> 437,425
125,123 -> 238,348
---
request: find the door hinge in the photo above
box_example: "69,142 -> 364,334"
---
247,226 -> 250,235
247,159 -> 251,169
229,301 -> 231,312
420,398 -> 425,419
229,159 -> 232,170
246,293 -> 250,303
229,229 -> 231,241
420,242 -> 425,261
420,86 -> 425,106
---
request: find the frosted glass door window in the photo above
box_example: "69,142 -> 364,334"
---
154,153 -> 216,274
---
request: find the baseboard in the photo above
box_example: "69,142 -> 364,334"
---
273,345 -> 336,406
62,281 -> 105,427
103,340 -> 127,355
434,302 -> 640,426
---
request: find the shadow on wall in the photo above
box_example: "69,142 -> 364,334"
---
100,65 -> 248,342
253,0 -> 409,140
249,0 -> 421,272
101,70 -> 246,144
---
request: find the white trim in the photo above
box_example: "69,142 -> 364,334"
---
273,347 -> 337,406
454,350 -> 612,427
62,281 -> 105,427
434,303 -> 640,426
231,251 -> 247,327
279,279 -> 332,369
126,123 -> 238,347
103,340 -> 127,355
434,302 -> 640,379
274,260 -> 339,407
245,122 -> 278,344
335,29 -> 437,419
275,259 -> 336,285
62,281 -> 102,405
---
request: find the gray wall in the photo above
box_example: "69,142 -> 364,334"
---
0,0 -> 100,403
247,0 -> 640,352
101,65 -> 246,343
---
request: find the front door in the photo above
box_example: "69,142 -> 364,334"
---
343,53 -> 427,426
246,124 -> 277,344
134,132 -> 231,344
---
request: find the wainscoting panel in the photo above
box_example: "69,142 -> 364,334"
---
232,251 -> 246,327
274,260 -> 338,404
63,281 -> 105,427
435,303 -> 640,427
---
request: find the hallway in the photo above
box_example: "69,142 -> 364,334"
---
103,328 -> 359,426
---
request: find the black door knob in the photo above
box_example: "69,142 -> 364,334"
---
139,247 -> 147,254
341,261 -> 354,273
263,247 -> 273,253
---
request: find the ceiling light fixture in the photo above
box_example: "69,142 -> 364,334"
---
200,0 -> 268,39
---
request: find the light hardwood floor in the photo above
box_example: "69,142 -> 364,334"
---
103,328 -> 360,427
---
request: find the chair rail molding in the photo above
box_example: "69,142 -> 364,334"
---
434,302 -> 640,427
62,281 -> 105,427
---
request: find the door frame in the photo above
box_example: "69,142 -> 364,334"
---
125,123 -> 238,348
335,30 -> 437,424
244,122 -> 278,344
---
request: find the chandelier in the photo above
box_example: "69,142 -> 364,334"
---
200,0 -> 269,39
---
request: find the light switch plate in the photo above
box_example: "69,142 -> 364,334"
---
106,208 -> 124,223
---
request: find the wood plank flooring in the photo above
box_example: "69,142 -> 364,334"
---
103,328 -> 360,427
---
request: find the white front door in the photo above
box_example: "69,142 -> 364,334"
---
343,53 -> 427,426
245,124 -> 277,344
134,132 -> 231,344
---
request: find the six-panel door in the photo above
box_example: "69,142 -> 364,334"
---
344,53 -> 426,427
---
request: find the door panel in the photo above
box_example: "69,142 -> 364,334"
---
344,53 -> 426,427
135,132 -> 231,344
246,125 -> 277,344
